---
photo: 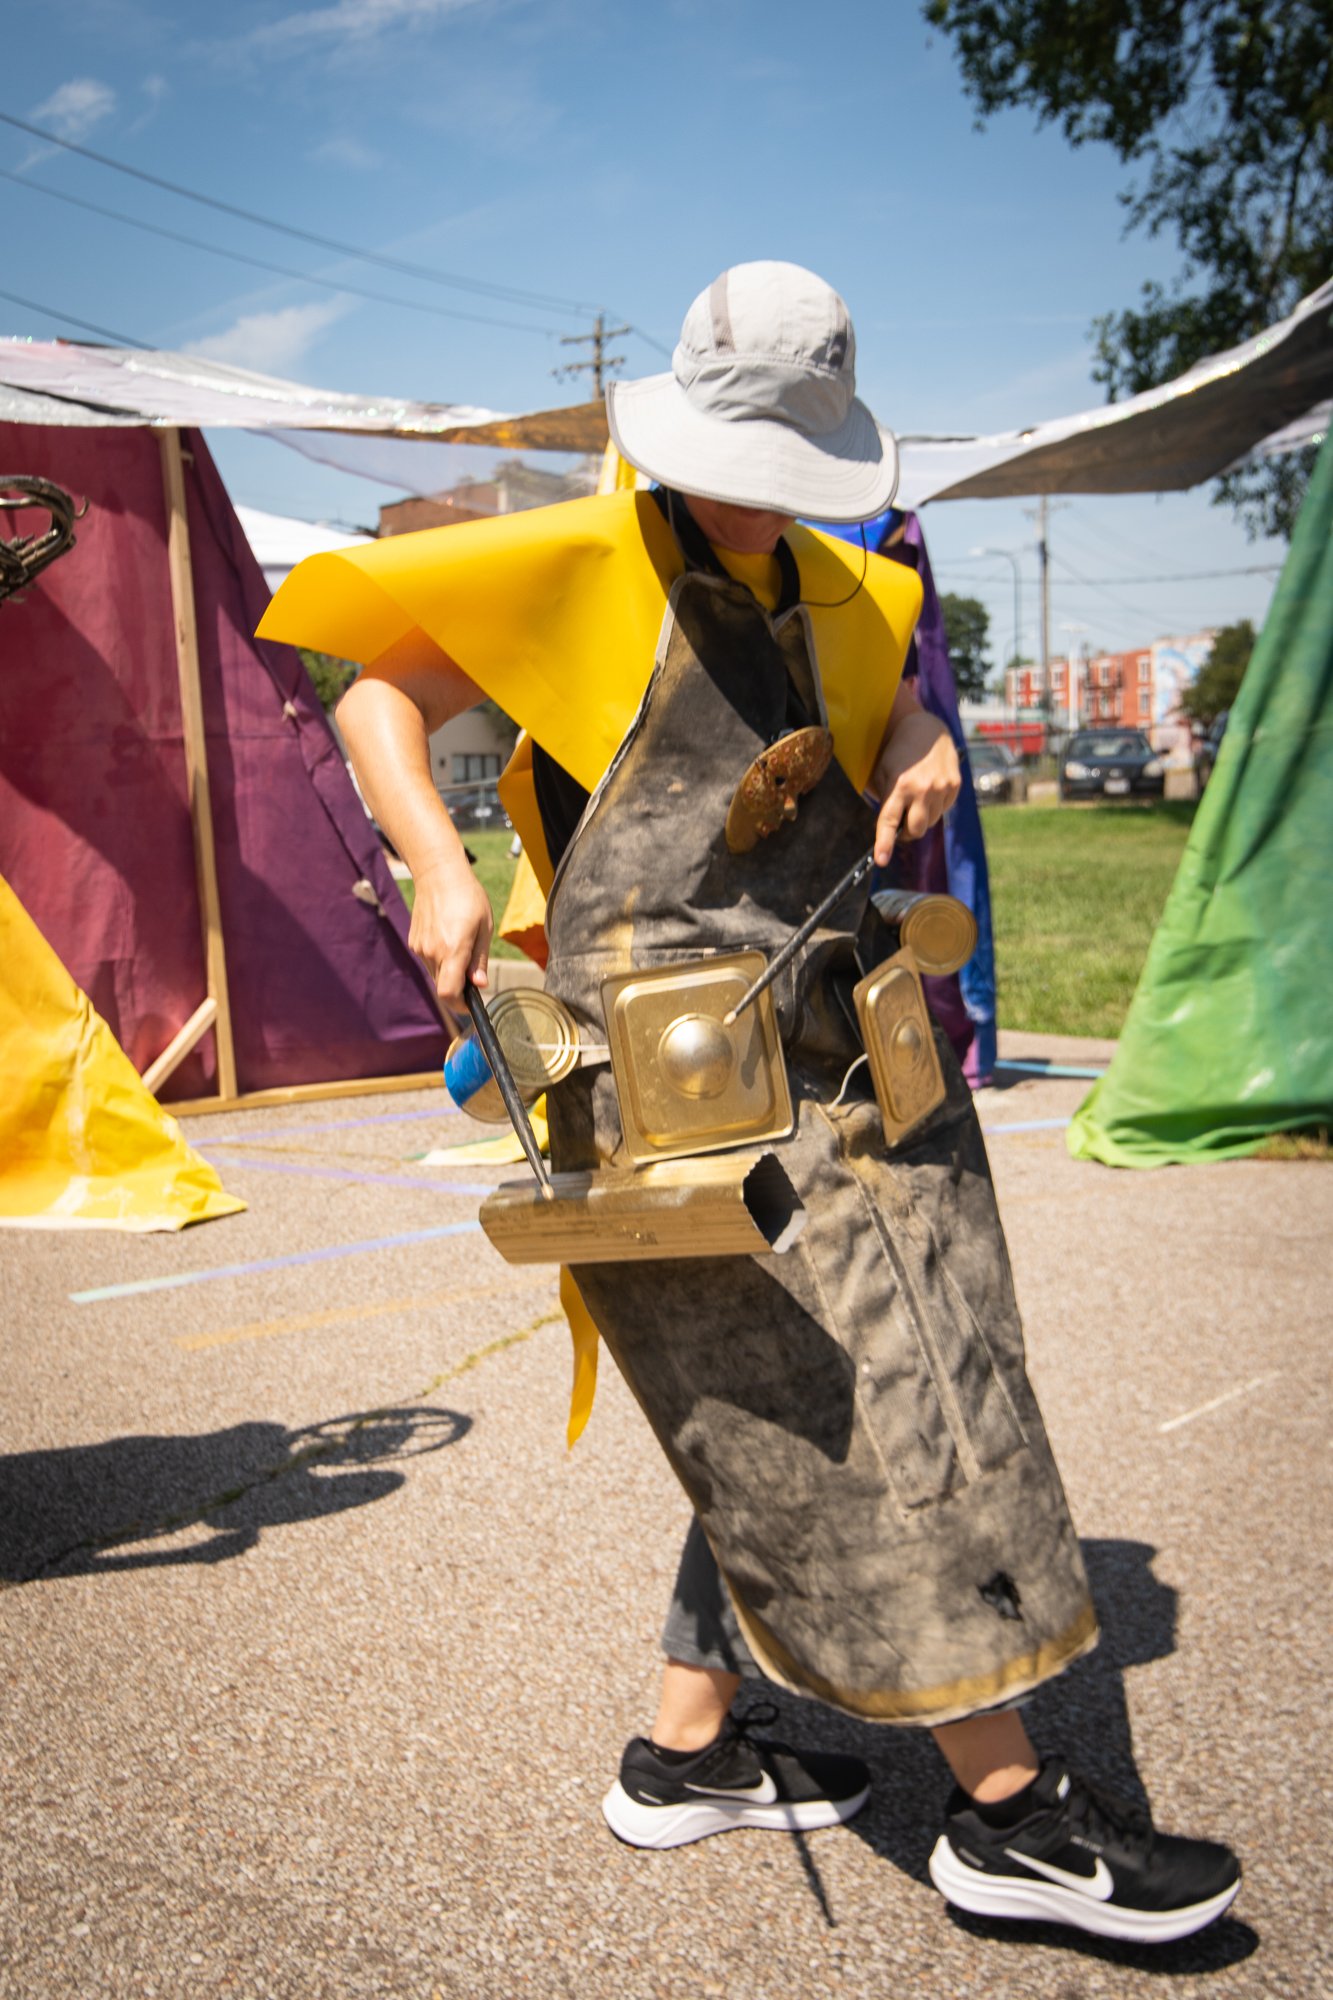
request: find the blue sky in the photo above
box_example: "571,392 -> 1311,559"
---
5,0 -> 1295,662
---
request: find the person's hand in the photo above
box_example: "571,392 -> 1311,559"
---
407,853 -> 494,1018
872,708 -> 961,867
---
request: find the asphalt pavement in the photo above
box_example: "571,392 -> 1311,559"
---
3,1031 -> 1329,2000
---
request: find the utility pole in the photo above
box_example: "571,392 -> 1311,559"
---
1023,496 -> 1064,750
1037,494 -> 1051,728
554,312 -> 630,398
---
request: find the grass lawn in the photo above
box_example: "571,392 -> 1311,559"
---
402,808 -> 1197,1036
983,801 -> 1197,1038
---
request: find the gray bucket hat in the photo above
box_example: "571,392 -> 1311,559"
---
606,261 -> 898,524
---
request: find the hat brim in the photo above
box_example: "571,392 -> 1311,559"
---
606,371 -> 898,524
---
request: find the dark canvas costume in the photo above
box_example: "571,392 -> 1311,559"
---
541,520 -> 1096,1726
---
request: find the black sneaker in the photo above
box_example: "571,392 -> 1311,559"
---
929,1756 -> 1241,1944
602,1703 -> 870,1850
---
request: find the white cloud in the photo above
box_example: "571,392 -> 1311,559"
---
311,134 -> 383,170
247,0 -> 491,53
30,78 -> 117,141
183,298 -> 351,374
142,75 -> 170,104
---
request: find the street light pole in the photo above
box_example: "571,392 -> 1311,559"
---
970,544 -> 1022,710
1060,622 -> 1088,737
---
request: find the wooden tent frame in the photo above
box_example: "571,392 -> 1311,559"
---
148,429 -> 442,1118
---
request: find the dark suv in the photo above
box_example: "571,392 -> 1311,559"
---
1059,729 -> 1165,801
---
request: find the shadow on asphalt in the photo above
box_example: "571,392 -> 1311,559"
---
980,1061 -> 1106,1095
944,1907 -> 1259,1977
757,1539 -> 1255,1969
0,1405 -> 471,1584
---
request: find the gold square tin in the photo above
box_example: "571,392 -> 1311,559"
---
602,951 -> 793,1164
852,949 -> 947,1147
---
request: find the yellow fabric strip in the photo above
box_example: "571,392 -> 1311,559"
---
560,1266 -> 600,1447
418,1097 -> 548,1166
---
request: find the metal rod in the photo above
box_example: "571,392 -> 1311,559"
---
723,850 -> 875,1027
465,982 -> 555,1198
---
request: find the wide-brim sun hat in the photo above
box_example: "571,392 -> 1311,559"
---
606,261 -> 898,524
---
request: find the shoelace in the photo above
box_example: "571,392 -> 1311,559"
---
725,1701 -> 782,1747
1062,1767 -> 1155,1861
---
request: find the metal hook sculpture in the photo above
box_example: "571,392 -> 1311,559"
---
0,476 -> 88,607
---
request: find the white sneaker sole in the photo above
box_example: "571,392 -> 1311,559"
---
602,1779 -> 870,1850
928,1835 -> 1241,1943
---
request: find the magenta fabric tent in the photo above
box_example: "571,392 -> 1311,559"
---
0,421 -> 446,1107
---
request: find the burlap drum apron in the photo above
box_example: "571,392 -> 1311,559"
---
542,555 -> 1097,1727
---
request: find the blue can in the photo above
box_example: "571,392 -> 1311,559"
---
443,1028 -> 506,1122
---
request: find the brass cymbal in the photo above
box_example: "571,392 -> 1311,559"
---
725,726 -> 835,854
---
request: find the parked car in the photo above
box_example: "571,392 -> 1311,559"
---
1194,710 -> 1229,792
967,739 -> 1027,804
447,783 -> 511,832
1059,729 -> 1165,801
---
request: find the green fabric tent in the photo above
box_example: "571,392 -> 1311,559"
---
1069,426 -> 1333,1168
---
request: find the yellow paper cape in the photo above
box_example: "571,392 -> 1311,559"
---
259,491 -> 922,1437
0,877 -> 245,1232
259,490 -> 921,894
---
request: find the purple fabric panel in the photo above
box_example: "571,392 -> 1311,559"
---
182,431 -> 446,1092
0,423 -> 212,1089
878,524 -> 973,1068
897,515 -> 997,1083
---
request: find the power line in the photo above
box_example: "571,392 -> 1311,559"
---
0,107 -> 603,318
1049,550 -> 1195,636
0,167 -> 565,338
628,326 -> 673,361
940,557 -> 1280,584
1070,501 -> 1195,574
0,284 -> 149,348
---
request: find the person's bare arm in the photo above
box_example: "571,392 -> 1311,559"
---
336,633 -> 493,1013
868,677 -> 961,867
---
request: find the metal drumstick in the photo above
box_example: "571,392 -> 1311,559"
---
465,981 -> 555,1199
722,849 -> 876,1026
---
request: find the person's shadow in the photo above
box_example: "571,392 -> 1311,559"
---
753,1540 -> 1258,1974
0,1405 -> 471,1584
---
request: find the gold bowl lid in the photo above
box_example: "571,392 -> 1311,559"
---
487,989 -> 581,1092
902,897 -> 978,977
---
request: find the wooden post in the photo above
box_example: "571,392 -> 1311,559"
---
159,428 -> 239,1101
141,996 -> 218,1096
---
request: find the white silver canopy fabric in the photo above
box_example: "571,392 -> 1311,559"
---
233,504 -> 372,595
891,277 -> 1333,507
0,339 -> 606,450
1,276 -> 1329,505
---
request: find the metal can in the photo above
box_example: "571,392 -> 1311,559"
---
869,888 -> 979,977
443,989 -> 581,1123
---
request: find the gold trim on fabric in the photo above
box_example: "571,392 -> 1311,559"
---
729,1591 -> 1100,1728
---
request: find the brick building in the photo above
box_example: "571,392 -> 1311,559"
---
1004,631 -> 1214,755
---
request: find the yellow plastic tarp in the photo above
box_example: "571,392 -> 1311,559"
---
0,877 -> 245,1232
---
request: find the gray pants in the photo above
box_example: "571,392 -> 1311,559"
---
661,1517 -> 758,1676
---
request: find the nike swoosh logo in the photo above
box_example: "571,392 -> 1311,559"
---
1004,1849 -> 1115,1900
683,1771 -> 779,1805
